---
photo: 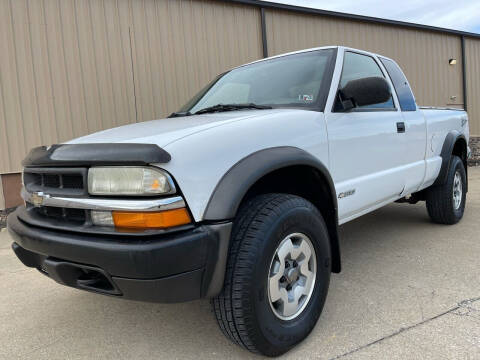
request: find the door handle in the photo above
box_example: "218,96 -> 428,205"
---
397,122 -> 405,133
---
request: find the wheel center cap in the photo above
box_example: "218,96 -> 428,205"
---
286,267 -> 299,283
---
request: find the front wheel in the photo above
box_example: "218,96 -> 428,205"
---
212,194 -> 331,356
426,155 -> 467,224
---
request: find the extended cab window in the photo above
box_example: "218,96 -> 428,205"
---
180,49 -> 336,113
338,52 -> 395,110
379,57 -> 417,111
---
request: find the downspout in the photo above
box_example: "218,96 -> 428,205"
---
260,8 -> 268,58
461,35 -> 467,112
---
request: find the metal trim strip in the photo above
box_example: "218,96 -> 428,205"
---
21,188 -> 185,212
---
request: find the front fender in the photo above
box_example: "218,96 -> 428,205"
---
203,146 -> 336,220
203,146 -> 341,273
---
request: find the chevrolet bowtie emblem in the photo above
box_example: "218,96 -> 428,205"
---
31,192 -> 45,207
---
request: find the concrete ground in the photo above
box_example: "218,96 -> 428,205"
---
1,168 -> 479,360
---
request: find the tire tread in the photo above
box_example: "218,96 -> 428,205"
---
426,155 -> 466,225
212,194 -> 318,355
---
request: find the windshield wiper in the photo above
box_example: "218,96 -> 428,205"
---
194,103 -> 272,115
168,111 -> 192,118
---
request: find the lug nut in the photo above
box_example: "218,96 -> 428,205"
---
280,276 -> 286,283
285,262 -> 290,268
286,284 -> 292,291
293,261 -> 298,268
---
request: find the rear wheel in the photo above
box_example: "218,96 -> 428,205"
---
426,155 -> 466,224
212,194 -> 331,356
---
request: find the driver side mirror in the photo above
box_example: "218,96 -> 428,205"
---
337,76 -> 391,111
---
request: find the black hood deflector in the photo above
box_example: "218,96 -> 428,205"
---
23,143 -> 171,167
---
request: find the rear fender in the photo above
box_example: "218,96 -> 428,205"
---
434,131 -> 468,190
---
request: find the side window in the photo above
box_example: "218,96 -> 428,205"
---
339,52 -> 395,109
379,58 -> 417,111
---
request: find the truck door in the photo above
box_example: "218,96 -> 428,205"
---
379,57 -> 426,195
325,51 -> 406,223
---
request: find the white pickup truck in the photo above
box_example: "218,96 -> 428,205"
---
8,46 -> 470,356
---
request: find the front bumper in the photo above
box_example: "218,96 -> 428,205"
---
7,207 -> 231,303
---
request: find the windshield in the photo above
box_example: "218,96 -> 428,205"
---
179,49 -> 336,114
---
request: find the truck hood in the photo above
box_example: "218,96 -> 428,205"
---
67,109 -> 290,148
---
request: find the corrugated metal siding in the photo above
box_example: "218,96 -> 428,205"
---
0,0 -> 262,174
129,0 -> 263,123
265,9 -> 464,110
465,38 -> 480,136
0,0 -> 135,174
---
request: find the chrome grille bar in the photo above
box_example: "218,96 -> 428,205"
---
21,188 -> 185,212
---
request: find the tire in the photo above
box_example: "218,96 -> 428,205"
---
212,194 -> 331,357
426,155 -> 467,224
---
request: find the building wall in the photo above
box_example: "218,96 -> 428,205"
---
0,177 -> 3,210
265,9 -> 464,109
0,0 -> 480,208
465,38 -> 480,136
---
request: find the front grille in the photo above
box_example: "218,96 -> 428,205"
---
62,174 -> 84,189
23,167 -> 88,196
23,167 -> 89,225
43,174 -> 61,188
31,205 -> 88,225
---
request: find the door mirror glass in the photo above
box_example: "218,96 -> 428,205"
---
338,76 -> 392,111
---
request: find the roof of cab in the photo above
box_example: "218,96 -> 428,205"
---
233,45 -> 397,70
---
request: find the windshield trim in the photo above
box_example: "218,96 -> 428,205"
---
315,48 -> 338,112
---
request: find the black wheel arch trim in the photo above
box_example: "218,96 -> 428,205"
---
23,143 -> 171,167
433,131 -> 468,190
203,146 -> 341,273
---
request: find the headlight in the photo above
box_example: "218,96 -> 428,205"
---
88,167 -> 175,196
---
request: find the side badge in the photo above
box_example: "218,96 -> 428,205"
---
338,189 -> 356,199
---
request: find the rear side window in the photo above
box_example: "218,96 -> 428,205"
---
339,52 -> 394,109
379,58 -> 417,111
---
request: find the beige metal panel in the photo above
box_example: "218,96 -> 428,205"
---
465,38 -> 480,136
57,0 -> 89,139
0,42 -> 11,174
130,0 -> 156,123
103,0 -> 137,127
0,0 -> 138,174
74,0 -> 108,135
265,9 -> 464,109
129,0 -> 263,120
27,0 -> 60,148
0,0 -> 28,173
0,175 -> 4,209
43,0 -> 76,142
0,78 -> 9,174
0,0 -> 262,174
9,0 -> 43,156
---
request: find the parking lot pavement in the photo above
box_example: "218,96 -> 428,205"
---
1,167 -> 479,360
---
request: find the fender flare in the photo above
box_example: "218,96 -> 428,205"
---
433,131 -> 467,187
203,146 -> 341,273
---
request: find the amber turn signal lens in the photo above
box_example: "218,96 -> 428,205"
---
112,208 -> 191,229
